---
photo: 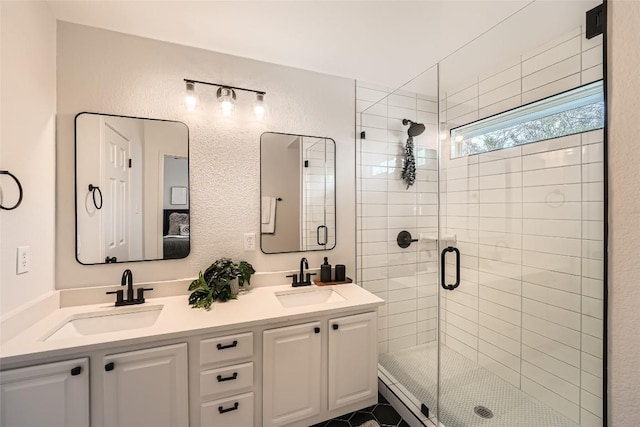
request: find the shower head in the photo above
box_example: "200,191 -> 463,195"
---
402,119 -> 426,137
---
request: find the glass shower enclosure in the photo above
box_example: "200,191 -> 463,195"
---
356,1 -> 605,426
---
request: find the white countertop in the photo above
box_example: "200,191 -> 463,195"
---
0,283 -> 383,367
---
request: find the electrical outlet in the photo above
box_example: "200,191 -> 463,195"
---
243,233 -> 256,251
17,246 -> 30,274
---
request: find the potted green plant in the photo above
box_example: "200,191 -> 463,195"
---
188,258 -> 255,310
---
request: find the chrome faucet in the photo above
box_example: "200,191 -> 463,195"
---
106,269 -> 153,306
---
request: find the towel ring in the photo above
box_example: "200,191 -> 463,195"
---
88,184 -> 103,210
0,170 -> 23,211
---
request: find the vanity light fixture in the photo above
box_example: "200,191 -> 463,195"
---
183,79 -> 267,120
183,81 -> 199,111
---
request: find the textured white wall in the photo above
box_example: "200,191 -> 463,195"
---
0,1 -> 56,315
56,22 -> 355,288
608,0 -> 640,424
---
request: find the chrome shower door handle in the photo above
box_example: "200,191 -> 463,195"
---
441,246 -> 460,291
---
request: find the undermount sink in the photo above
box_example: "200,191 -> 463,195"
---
275,287 -> 345,308
43,305 -> 163,341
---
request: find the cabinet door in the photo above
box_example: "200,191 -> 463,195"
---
103,343 -> 188,427
328,311 -> 377,411
263,321 -> 321,427
0,358 -> 89,427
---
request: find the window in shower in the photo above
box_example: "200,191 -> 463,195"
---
450,80 -> 604,158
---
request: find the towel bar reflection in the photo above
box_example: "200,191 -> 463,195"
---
88,184 -> 103,210
0,170 -> 23,210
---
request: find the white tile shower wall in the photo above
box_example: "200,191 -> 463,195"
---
302,138 -> 335,250
356,82 -> 439,354
439,27 -> 603,426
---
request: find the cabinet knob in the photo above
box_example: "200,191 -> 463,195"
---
105,362 -> 115,371
314,327 -> 320,334
332,324 -> 339,330
70,366 -> 82,376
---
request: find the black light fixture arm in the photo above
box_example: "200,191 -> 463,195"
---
183,79 -> 266,96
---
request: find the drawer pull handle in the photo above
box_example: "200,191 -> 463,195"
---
217,372 -> 238,382
105,362 -> 115,372
218,402 -> 239,414
217,340 -> 238,350
70,366 -> 82,376
314,327 -> 320,334
332,324 -> 339,330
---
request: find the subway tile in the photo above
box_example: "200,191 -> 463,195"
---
582,370 -> 603,398
478,230 -> 522,249
522,329 -> 580,367
479,258 -> 521,280
523,184 -> 581,203
479,64 -> 521,94
478,146 -> 522,162
523,234 -> 581,257
522,345 -> 580,386
581,390 -> 603,419
362,278 -> 387,293
521,361 -> 580,404
447,83 -> 478,107
479,188 -> 522,203
361,113 -> 388,129
582,201 -> 604,221
581,65 -> 603,85
446,299 -> 478,322
522,74 -> 581,104
480,285 -> 521,310
479,172 -> 522,189
522,36 -> 581,76
446,324 -> 478,350
479,271 -> 521,295
523,27 -> 581,61
523,313 -> 581,349
478,157 -> 521,176
582,46 -> 603,70
582,32 -> 603,52
582,142 -> 604,163
479,326 -> 520,356
523,282 -> 581,312
479,299 -> 521,326
581,352 -> 603,378
478,217 -> 522,233
582,277 -> 604,300
388,335 -> 417,352
523,250 -> 580,275
479,244 -> 522,265
522,165 -> 581,186
479,203 -> 522,218
387,299 -> 417,315
521,377 -> 580,422
522,55 -> 581,92
582,314 -> 603,339
582,296 -> 603,319
522,133 -> 581,155
582,239 -> 604,260
523,298 -> 580,330
445,311 -> 478,336
479,312 -> 520,341
357,86 -> 388,103
361,254 -> 388,268
446,336 -> 478,363
582,129 -> 603,146
478,353 -> 521,387
387,93 -> 416,109
522,202 -> 581,220
522,147 -> 581,171
479,80 -> 520,108
582,333 -> 603,359
582,182 -> 604,202
582,163 -> 603,183
388,323 -> 417,340
417,98 -> 438,113
479,339 -> 521,372
582,220 -> 604,240
479,95 -> 521,120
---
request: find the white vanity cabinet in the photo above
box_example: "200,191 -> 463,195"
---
198,331 -> 255,427
263,312 -> 377,427
328,311 -> 377,411
263,321 -> 322,427
0,357 -> 89,427
102,343 -> 189,427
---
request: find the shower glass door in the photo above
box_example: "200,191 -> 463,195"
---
357,1 -> 605,426
437,1 -> 605,426
356,66 -> 441,425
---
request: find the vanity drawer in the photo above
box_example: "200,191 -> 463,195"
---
200,362 -> 253,398
201,392 -> 253,427
200,332 -> 253,366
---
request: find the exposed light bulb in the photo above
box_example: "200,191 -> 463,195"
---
183,81 -> 198,111
217,87 -> 236,117
254,93 -> 266,120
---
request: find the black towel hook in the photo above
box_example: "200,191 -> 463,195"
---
0,170 -> 23,211
88,184 -> 103,210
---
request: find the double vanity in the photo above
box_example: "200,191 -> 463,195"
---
0,282 -> 383,427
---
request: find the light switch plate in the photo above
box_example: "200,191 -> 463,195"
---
17,246 -> 30,274
243,233 -> 256,251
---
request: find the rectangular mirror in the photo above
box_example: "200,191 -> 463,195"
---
260,132 -> 335,253
75,113 -> 190,264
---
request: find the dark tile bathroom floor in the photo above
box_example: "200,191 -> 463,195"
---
311,394 -> 409,427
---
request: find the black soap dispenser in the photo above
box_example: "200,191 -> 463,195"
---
320,257 -> 332,282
